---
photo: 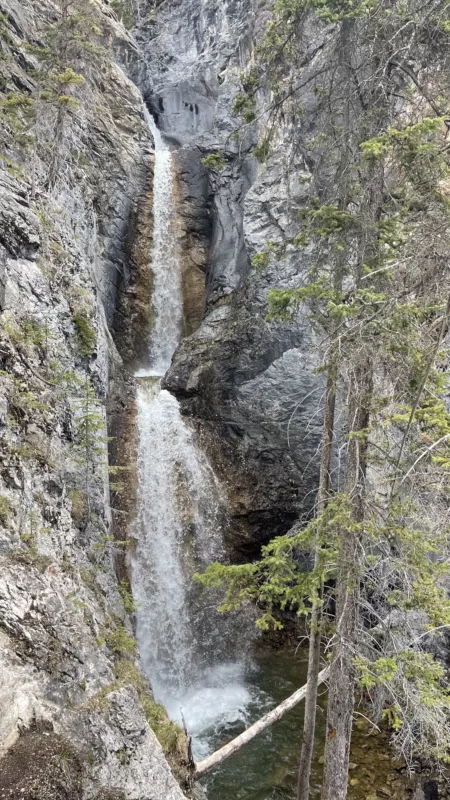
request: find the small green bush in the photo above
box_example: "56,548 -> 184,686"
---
106,625 -> 136,656
3,316 -> 46,350
72,314 -> 96,356
0,495 -> 11,522
119,579 -> 139,613
251,251 -> 270,271
202,152 -> 226,171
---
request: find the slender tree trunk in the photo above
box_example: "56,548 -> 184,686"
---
297,24 -> 354,794
321,359 -> 372,800
297,365 -> 336,800
46,0 -> 69,190
318,63 -> 385,780
297,48 -> 349,775
297,605 -> 321,800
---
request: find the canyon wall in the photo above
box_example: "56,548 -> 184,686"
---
135,0 -> 324,555
0,1 -> 186,797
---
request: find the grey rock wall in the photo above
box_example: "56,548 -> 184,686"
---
0,1 -> 186,797
137,0 -> 324,548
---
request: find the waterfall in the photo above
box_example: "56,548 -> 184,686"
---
131,109 -> 257,761
137,108 -> 183,376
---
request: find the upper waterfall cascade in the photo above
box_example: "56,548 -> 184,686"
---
131,110 -> 257,762
135,108 -> 183,377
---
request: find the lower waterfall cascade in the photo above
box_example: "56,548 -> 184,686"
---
132,379 -> 258,758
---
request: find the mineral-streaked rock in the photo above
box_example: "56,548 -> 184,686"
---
138,0 -> 325,548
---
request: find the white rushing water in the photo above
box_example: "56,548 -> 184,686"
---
137,108 -> 183,376
133,379 -> 254,756
132,109 -> 258,762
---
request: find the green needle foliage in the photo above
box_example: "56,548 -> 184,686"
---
196,496 -> 344,629
1,0 -> 107,185
201,0 -> 450,789
202,153 -> 226,171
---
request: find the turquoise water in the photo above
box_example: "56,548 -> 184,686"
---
197,647 -> 409,800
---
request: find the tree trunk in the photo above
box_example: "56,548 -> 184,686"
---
46,0 -> 69,190
297,604 -> 322,800
46,103 -> 66,190
297,365 -> 336,800
321,359 -> 372,800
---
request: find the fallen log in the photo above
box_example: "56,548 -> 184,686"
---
193,665 -> 330,780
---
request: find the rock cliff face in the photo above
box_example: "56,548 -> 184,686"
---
135,0 -> 324,553
0,1 -> 186,797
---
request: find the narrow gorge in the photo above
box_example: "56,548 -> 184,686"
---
1,1 -> 450,800
131,110 -> 256,765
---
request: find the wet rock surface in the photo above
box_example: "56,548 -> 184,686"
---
172,148 -> 210,337
136,0 -> 325,546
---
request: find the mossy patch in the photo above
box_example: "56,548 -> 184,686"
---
0,494 -> 12,523
68,489 -> 88,527
112,659 -> 187,775
85,658 -> 187,781
213,293 -> 233,308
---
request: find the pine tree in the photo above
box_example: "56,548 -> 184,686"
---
198,1 -> 450,797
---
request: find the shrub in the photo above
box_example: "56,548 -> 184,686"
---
106,625 -> 136,656
119,579 -> 139,613
0,495 -> 11,522
72,314 -> 96,356
202,152 -> 226,171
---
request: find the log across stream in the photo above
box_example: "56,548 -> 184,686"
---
194,647 -> 411,800
193,668 -> 330,779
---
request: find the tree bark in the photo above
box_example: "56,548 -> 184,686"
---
319,63 -> 385,784
320,360 -> 372,800
47,106 -> 65,188
297,366 -> 336,800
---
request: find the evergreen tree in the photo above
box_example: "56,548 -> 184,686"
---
198,1 -> 450,797
1,0 -> 106,189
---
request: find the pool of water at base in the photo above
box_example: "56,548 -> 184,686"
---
197,647 -> 410,800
